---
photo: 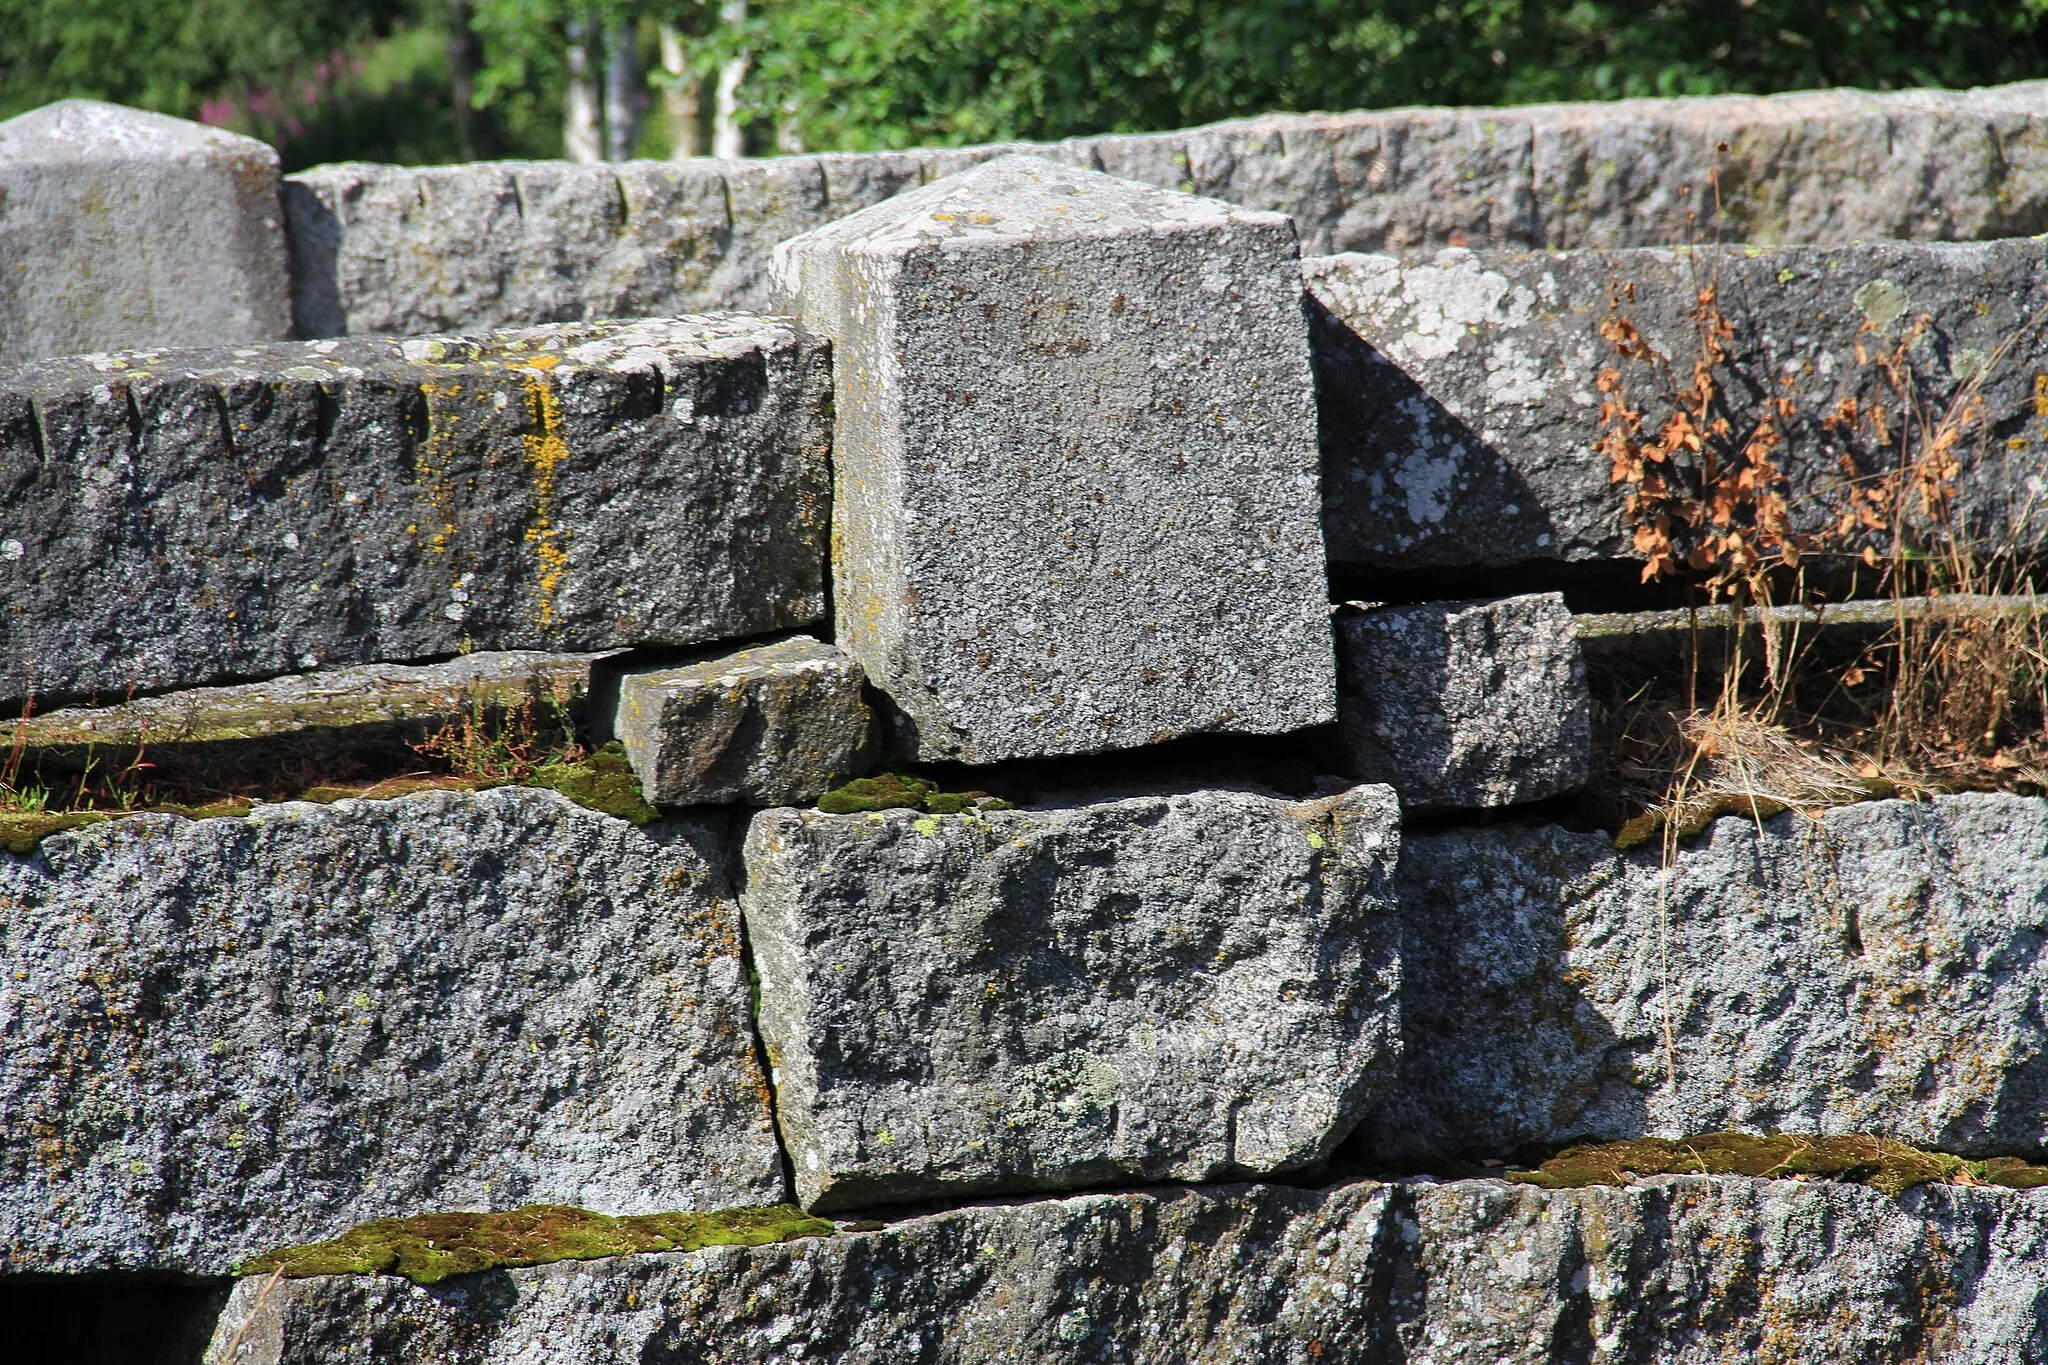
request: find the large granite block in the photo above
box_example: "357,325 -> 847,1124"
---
602,634 -> 876,807
0,314 -> 829,706
742,783 -> 1400,1211
1309,238 -> 2048,568
1336,593 -> 1588,811
286,82 -> 2048,337
0,788 -> 784,1276
210,1175 -> 2048,1363
1370,793 -> 2048,1162
0,101 -> 290,366
772,154 -> 1335,762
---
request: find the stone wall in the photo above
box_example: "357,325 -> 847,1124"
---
286,81 -> 2048,337
5,89 -> 2048,1365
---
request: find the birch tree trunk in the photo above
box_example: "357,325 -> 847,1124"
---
563,13 -> 604,164
658,23 -> 704,158
603,17 -> 642,161
711,0 -> 748,159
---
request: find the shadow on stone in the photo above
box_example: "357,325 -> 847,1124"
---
1307,293 -> 1563,571
1352,821 -> 1648,1166
0,1277 -> 229,1365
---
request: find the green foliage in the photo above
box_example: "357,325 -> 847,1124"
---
0,0 -> 413,120
722,0 -> 2048,151
238,1203 -> 834,1284
5,1 -> 2047,166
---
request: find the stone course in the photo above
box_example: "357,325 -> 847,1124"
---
1369,793 -> 2048,1163
12,650 -> 610,779
0,101 -> 291,366
601,634 -> 875,807
208,1175 -> 2048,1363
1309,237 -> 2048,568
1336,593 -> 1588,811
286,81 -> 2048,337
0,314 -> 829,706
773,154 -> 1334,762
0,788 -> 784,1276
742,783 -> 1400,1211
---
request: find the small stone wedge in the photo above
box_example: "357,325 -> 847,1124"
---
1336,594 -> 1588,811
602,635 -> 876,806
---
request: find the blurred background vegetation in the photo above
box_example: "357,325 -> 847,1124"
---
4,1 -> 2046,170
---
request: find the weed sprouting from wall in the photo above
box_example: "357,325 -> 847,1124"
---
1596,223 -> 2048,1090
1599,254 -> 2048,829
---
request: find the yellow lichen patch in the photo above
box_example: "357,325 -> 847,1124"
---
517,367 -> 572,631
414,379 -> 467,555
237,1203 -> 833,1285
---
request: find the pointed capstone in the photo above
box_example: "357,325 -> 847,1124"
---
772,154 -> 1336,763
0,100 -> 291,365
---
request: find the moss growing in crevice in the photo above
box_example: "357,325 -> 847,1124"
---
817,770 -> 1015,816
0,800 -> 253,855
1505,1132 -> 2048,1198
525,743 -> 660,825
0,746 -> 658,855
238,1203 -> 833,1285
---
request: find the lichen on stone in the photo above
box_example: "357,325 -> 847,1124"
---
237,1203 -> 833,1285
1507,1132 -> 2048,1197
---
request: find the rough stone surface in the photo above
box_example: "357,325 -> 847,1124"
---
1309,237 -> 2048,568
0,787 -> 783,1277
287,81 -> 2048,336
772,154 -> 1334,762
208,1175 -> 2048,1363
1369,793 -> 2048,1162
0,315 -> 829,706
1336,593 -> 1588,811
13,650 -> 610,777
0,101 -> 291,366
741,783 -> 1400,1212
600,634 -> 875,807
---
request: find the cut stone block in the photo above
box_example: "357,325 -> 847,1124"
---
772,154 -> 1335,762
0,314 -> 829,707
741,783 -> 1400,1212
602,635 -> 875,807
1335,594 -> 1589,811
288,81 -> 2048,337
209,1176 -> 2048,1363
1309,238 -> 2048,569
1370,793 -> 2048,1163
0,100 -> 290,365
10,651 -> 610,787
0,788 -> 784,1276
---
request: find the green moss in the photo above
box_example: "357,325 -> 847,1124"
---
528,743 -> 660,824
818,772 -> 936,814
1506,1132 -> 2048,1197
817,772 -> 1014,816
237,1203 -> 834,1285
0,800 -> 253,855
